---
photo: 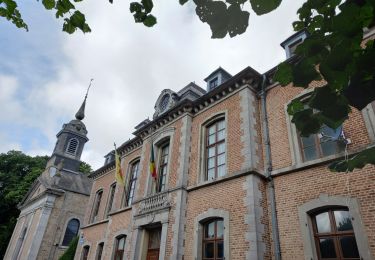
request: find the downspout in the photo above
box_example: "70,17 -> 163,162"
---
260,74 -> 282,260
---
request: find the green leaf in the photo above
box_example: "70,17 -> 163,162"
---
130,2 -> 142,13
292,109 -> 321,137
56,0 -> 75,18
273,62 -> 293,86
329,147 -> 375,172
287,99 -> 304,115
250,0 -> 281,15
141,0 -> 153,13
63,18 -> 75,34
226,0 -> 247,4
292,59 -> 321,88
179,0 -> 189,5
42,0 -> 55,10
143,14 -> 156,27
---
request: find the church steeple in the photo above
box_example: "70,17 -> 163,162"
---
75,79 -> 92,121
49,81 -> 92,172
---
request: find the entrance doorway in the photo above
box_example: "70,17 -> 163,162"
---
146,228 -> 161,260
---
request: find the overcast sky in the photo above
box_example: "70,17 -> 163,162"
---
0,0 -> 305,170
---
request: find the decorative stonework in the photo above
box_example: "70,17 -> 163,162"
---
136,192 -> 170,215
153,89 -> 179,119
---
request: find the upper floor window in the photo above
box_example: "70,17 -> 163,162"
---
66,138 -> 79,155
152,143 -> 170,193
81,245 -> 90,260
62,218 -> 80,246
114,235 -> 126,260
202,218 -> 224,260
311,208 -> 360,259
206,119 -> 226,181
96,242 -> 104,260
91,190 -> 103,223
299,125 -> 345,161
123,160 -> 139,207
105,183 -> 116,218
209,77 -> 219,90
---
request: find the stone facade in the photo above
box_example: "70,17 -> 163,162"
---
76,30 -> 375,260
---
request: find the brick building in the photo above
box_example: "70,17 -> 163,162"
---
4,95 -> 93,260
75,29 -> 375,260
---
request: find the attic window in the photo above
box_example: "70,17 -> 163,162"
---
209,77 -> 219,90
66,138 -> 79,155
288,38 -> 303,57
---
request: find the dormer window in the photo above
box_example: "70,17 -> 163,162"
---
66,138 -> 79,156
280,30 -> 308,59
209,77 -> 219,91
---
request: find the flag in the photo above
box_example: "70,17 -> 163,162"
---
115,149 -> 125,186
150,145 -> 157,179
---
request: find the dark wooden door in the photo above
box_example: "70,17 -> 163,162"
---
146,249 -> 159,260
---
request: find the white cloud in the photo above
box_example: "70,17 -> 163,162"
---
1,0 -> 305,170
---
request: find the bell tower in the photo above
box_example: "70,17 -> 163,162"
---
49,81 -> 92,172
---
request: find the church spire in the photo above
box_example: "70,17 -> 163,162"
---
75,79 -> 93,120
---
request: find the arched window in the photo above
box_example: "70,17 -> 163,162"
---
311,208 -> 360,259
123,160 -> 139,207
105,183 -> 116,218
81,245 -> 90,260
206,119 -> 226,180
114,235 -> 126,260
62,218 -> 80,246
91,190 -> 103,223
157,143 -> 169,193
96,242 -> 104,260
202,218 -> 224,260
66,138 -> 79,155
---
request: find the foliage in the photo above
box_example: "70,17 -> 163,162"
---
273,0 -> 375,172
79,161 -> 92,174
59,236 -> 78,260
0,0 -> 283,37
0,150 -> 49,259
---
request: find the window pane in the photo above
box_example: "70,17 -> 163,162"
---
208,125 -> 216,135
208,147 -> 215,157
303,146 -> 318,161
217,241 -> 224,258
334,210 -> 353,231
205,222 -> 215,238
208,135 -> 215,145
217,143 -> 225,154
321,140 -> 337,157
203,243 -> 214,258
208,158 -> 215,169
118,237 -> 125,249
217,129 -> 225,141
217,165 -> 226,177
217,120 -> 225,131
319,238 -> 336,258
340,236 -> 360,258
301,135 -> 316,148
217,154 -> 225,166
207,169 -> 215,180
315,212 -> 331,233
217,220 -> 224,238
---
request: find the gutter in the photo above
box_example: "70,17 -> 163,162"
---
260,74 -> 282,260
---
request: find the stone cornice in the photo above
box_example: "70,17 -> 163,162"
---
133,67 -> 261,139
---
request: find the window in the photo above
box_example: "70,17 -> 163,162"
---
206,119 -> 226,180
106,183 -> 116,217
202,219 -> 224,260
82,245 -> 90,260
156,143 -> 169,193
62,219 -> 80,246
123,160 -> 139,207
147,228 -> 161,259
209,77 -> 219,90
91,190 -> 103,223
66,138 -> 79,155
114,235 -> 126,260
311,208 -> 360,260
299,124 -> 345,162
96,242 -> 104,260
288,38 -> 303,56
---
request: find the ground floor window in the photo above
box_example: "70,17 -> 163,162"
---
202,218 -> 224,260
114,235 -> 126,260
81,245 -> 90,260
147,227 -> 161,260
311,208 -> 360,260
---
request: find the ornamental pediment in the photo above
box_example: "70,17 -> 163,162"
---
153,89 -> 179,119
